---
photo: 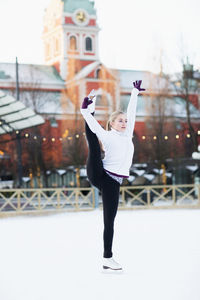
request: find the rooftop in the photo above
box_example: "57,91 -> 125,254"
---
0,63 -> 65,89
62,0 -> 96,14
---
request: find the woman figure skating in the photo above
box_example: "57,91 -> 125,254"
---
80,80 -> 145,272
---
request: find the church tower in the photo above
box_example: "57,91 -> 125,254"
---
43,0 -> 100,80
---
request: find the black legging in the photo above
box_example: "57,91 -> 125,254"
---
85,121 -> 120,258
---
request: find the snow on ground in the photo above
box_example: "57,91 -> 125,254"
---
1,209 -> 200,300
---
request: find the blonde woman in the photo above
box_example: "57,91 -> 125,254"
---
81,81 -> 145,272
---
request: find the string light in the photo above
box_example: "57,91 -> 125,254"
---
15,129 -> 200,144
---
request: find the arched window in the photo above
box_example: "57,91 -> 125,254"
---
95,68 -> 101,78
96,95 -> 108,106
85,37 -> 92,51
70,36 -> 77,50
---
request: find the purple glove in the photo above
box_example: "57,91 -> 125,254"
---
133,80 -> 145,92
81,97 -> 93,109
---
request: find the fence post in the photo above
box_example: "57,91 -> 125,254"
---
93,187 -> 99,208
147,187 -> 151,207
172,185 -> 176,206
17,189 -> 21,211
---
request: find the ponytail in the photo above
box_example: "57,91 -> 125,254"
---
106,120 -> 112,131
106,111 -> 125,131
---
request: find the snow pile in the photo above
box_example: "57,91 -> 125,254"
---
0,209 -> 200,300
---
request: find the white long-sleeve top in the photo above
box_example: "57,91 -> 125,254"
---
81,88 -> 139,177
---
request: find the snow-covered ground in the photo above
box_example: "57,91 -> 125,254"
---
1,209 -> 200,300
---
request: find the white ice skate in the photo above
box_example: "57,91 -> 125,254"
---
102,257 -> 123,274
87,89 -> 96,114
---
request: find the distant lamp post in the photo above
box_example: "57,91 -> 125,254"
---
16,57 -> 23,188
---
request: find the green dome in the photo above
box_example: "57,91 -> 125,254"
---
62,0 -> 96,15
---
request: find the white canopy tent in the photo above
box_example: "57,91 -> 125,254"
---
0,90 -> 44,135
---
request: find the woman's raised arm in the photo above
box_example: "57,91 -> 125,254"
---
80,97 -> 106,140
126,80 -> 145,136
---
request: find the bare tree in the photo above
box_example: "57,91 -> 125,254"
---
144,73 -> 178,174
11,65 -> 64,186
173,58 -> 200,153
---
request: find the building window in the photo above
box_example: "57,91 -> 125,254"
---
50,118 -> 58,128
96,95 -> 108,106
95,68 -> 101,78
70,36 -> 77,50
85,37 -> 92,51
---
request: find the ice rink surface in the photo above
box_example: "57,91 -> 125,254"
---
1,208 -> 200,300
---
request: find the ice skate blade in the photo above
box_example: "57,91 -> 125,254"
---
102,266 -> 123,274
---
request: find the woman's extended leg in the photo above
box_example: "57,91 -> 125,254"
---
101,173 -> 120,258
85,120 -> 104,189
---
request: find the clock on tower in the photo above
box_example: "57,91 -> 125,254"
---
73,9 -> 89,26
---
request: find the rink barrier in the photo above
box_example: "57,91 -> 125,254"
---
0,184 -> 200,216
119,184 -> 200,209
0,187 -> 95,216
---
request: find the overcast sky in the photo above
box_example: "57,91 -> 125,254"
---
0,0 -> 200,74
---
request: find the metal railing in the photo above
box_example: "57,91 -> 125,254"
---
0,184 -> 199,217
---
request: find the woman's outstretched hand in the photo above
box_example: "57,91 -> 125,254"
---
133,80 -> 145,92
81,97 -> 93,109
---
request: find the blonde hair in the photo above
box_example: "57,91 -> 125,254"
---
106,111 -> 125,131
